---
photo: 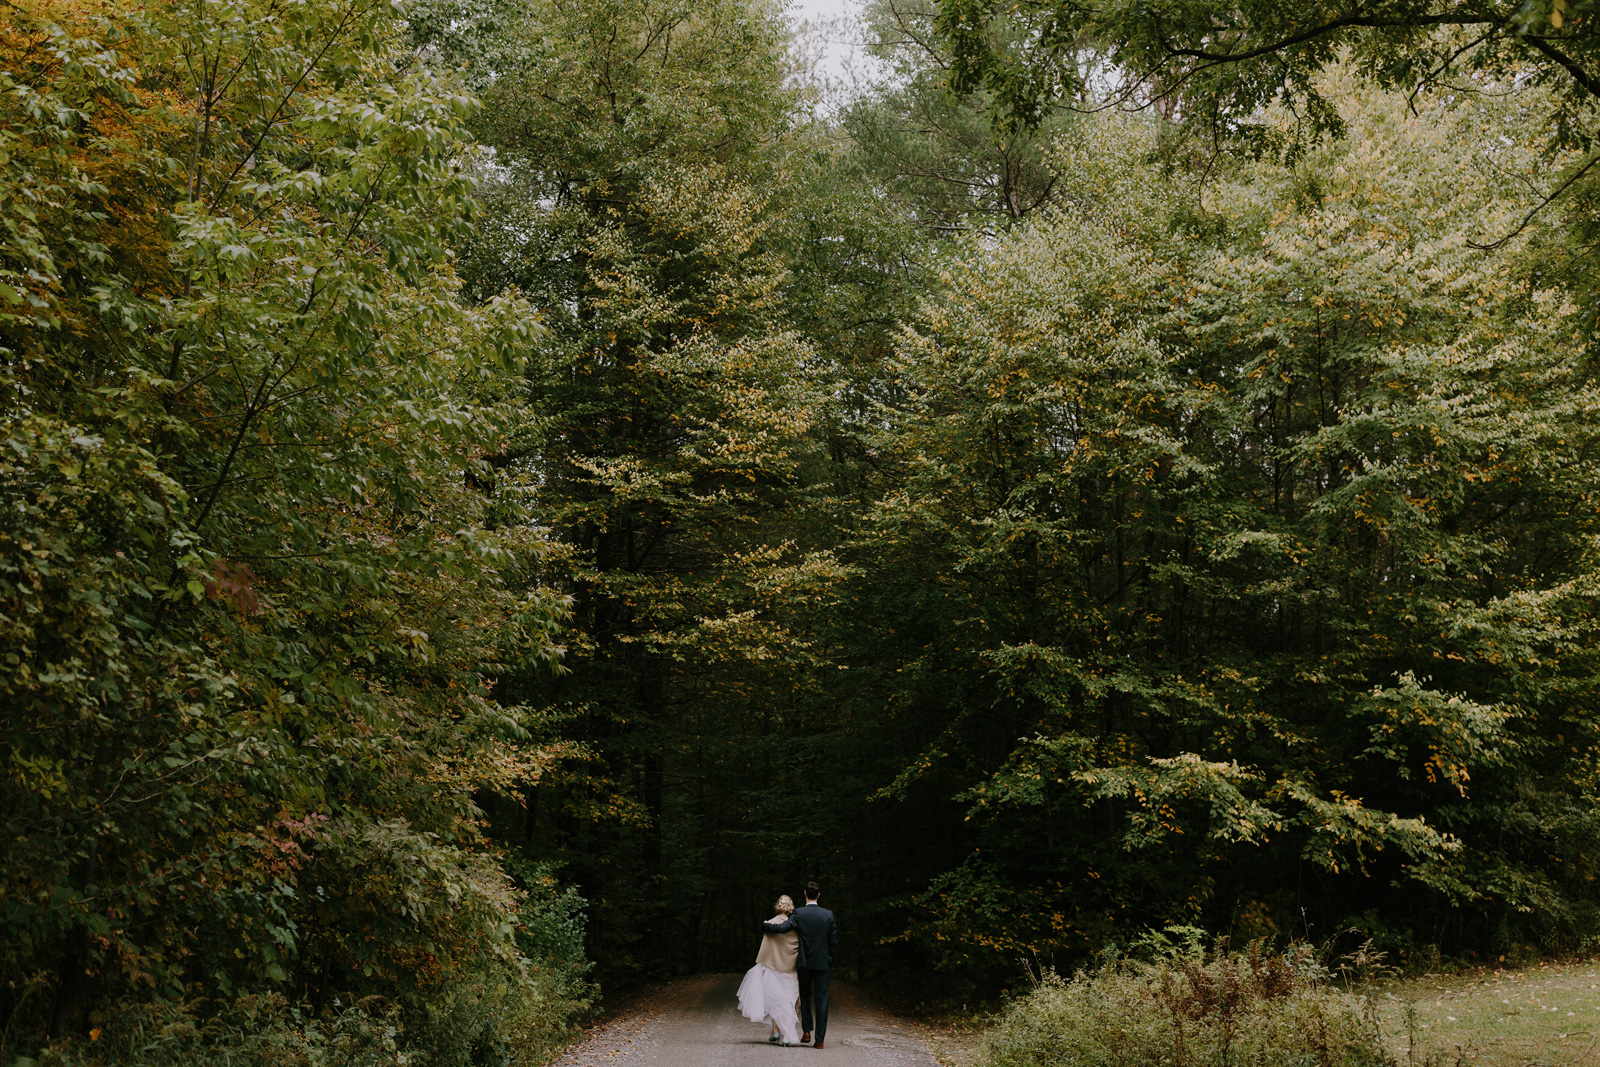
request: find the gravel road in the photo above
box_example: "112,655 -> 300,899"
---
546,974 -> 944,1067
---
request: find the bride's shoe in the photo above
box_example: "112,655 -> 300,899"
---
768,1033 -> 780,1044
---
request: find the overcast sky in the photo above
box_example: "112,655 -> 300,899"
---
787,0 -> 873,85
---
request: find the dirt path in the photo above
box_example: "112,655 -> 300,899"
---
547,974 -> 943,1067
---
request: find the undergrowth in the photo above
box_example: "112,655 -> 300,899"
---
9,869 -> 592,1067
981,943 -> 1402,1067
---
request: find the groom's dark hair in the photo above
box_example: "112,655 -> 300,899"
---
805,881 -> 820,900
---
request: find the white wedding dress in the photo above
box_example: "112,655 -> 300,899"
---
738,961 -> 800,1043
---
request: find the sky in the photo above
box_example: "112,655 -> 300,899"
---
787,0 -> 873,85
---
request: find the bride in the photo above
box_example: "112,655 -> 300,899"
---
737,894 -> 801,1046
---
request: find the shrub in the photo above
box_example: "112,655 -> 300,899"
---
20,995 -> 405,1067
10,869 -> 591,1067
981,945 -> 1396,1067
17,952 -> 588,1067
399,862 -> 593,1067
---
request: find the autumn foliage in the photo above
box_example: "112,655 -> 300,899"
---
11,0 -> 1600,1061
0,0 -> 583,1061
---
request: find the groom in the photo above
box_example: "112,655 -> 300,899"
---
788,881 -> 836,1049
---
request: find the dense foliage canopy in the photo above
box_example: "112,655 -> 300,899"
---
8,0 -> 1600,1059
1,0 -> 583,1061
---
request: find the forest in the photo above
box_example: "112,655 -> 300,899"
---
6,0 -> 1600,1062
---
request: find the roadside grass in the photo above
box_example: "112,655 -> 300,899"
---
901,956 -> 1600,1067
1367,958 -> 1600,1067
974,947 -> 1391,1067
935,955 -> 1600,1067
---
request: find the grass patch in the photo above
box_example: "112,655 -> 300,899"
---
964,950 -> 1600,1067
1367,958 -> 1600,1066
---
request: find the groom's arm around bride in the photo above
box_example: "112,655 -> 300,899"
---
788,881 -> 836,1048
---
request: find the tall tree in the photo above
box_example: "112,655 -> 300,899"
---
0,0 -> 582,1058
446,0 -> 850,978
827,69 -> 1600,989
934,0 -> 1600,150
844,0 -> 1072,234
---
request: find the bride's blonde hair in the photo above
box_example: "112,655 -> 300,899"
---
775,894 -> 795,915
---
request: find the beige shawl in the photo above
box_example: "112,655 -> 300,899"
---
755,916 -> 800,973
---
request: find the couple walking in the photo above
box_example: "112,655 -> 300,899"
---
736,881 -> 837,1049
